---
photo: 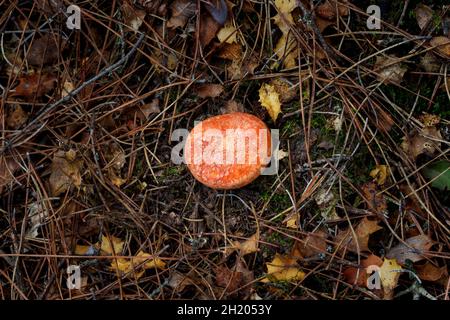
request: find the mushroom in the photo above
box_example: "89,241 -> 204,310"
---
184,112 -> 272,189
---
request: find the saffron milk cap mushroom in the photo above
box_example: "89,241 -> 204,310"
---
184,112 -> 272,189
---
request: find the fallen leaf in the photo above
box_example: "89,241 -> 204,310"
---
217,43 -> 242,60
75,244 -> 95,255
273,32 -> 298,69
200,13 -> 221,47
270,78 -> 297,103
196,84 -> 224,98
139,98 -> 160,119
104,142 -> 126,187
111,250 -> 166,279
374,55 -> 407,84
259,83 -> 281,122
215,259 -> 254,297
292,231 -> 328,258
415,262 -> 448,282
223,100 -> 244,113
261,253 -> 305,282
232,233 -> 259,256
370,164 -> 389,185
420,52 -> 441,73
26,33 -> 64,66
430,36 -> 450,58
422,160 -> 450,191
167,0 -> 196,29
0,156 -> 20,192
6,104 -> 28,129
217,23 -> 238,44
12,73 -> 57,98
122,2 -> 146,32
285,213 -> 299,229
386,235 -> 434,265
314,188 -> 339,221
415,4 -> 434,30
401,126 -> 442,160
343,254 -> 383,286
361,181 -> 387,214
336,217 -> 382,253
48,149 -> 82,196
379,258 -> 402,299
100,234 -> 124,255
61,79 -> 75,98
168,271 -> 196,292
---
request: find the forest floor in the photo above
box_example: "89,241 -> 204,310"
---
0,0 -> 449,300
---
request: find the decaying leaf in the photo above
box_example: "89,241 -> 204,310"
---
261,253 -> 305,282
110,250 -> 166,279
292,231 -> 328,258
361,181 -> 387,214
200,13 -> 221,47
259,83 -> 281,122
167,0 -> 196,29
26,33 -> 64,66
139,98 -> 160,119
217,23 -> 238,44
343,254 -> 383,287
122,2 -> 146,32
420,52 -> 441,73
379,258 -> 402,300
217,43 -> 242,60
232,233 -> 259,256
270,78 -> 297,103
100,234 -> 124,255
48,149 -> 82,196
196,84 -> 224,98
415,4 -> 434,30
401,126 -> 442,160
6,104 -> 28,129
215,259 -> 254,297
386,235 -> 434,265
12,73 -> 57,98
314,188 -> 339,221
336,217 -> 382,253
415,262 -> 448,282
272,0 -> 298,68
370,164 -> 389,185
422,160 -> 450,191
284,213 -> 299,229
374,55 -> 407,84
104,142 -> 126,187
0,156 -> 20,192
430,36 -> 450,58
168,271 -> 196,292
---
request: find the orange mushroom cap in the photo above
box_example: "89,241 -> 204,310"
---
184,112 -> 272,189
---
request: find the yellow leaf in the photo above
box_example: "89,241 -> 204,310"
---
259,83 -> 281,122
379,258 -> 402,299
261,254 -> 305,282
110,250 -> 166,279
370,165 -> 389,185
274,0 -> 296,14
274,33 -> 298,69
285,213 -> 299,229
100,235 -> 124,255
233,233 -> 259,255
217,23 -> 237,44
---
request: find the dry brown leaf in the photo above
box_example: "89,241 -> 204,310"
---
343,254 -> 383,286
196,84 -> 224,98
259,83 -> 281,122
415,262 -> 448,282
139,98 -> 160,119
0,156 -> 20,192
6,104 -> 28,129
430,36 -> 450,58
223,100 -> 244,113
270,78 -> 297,103
374,55 -> 407,84
200,13 -> 221,47
386,235 -> 434,265
110,250 -> 166,279
420,52 -> 441,73
217,43 -> 242,60
401,126 -> 442,160
49,149 -> 82,196
215,259 -> 254,297
261,253 -> 305,282
122,2 -> 146,32
361,181 -> 387,214
232,233 -> 259,256
168,271 -> 196,292
26,34 -> 64,66
292,231 -> 328,258
167,0 -> 196,29
415,4 -> 434,30
336,217 -> 382,253
12,73 -> 57,98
